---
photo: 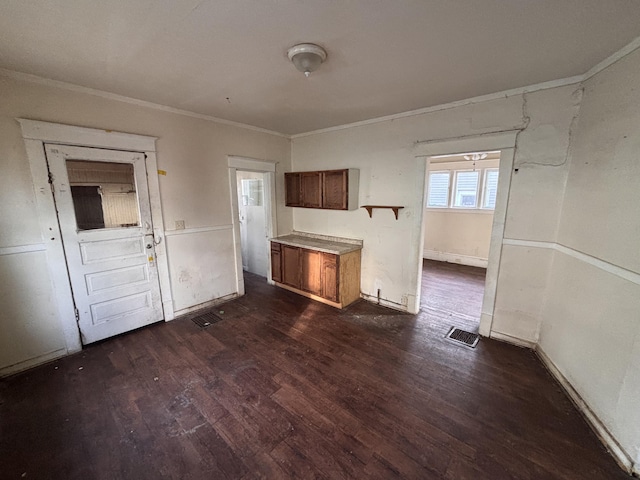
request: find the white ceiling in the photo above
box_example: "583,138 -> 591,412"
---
1,1 -> 640,135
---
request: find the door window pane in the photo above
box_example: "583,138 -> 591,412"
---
241,178 -> 263,206
453,171 -> 479,208
66,160 -> 140,230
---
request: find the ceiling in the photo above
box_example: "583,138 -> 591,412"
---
1,1 -> 640,135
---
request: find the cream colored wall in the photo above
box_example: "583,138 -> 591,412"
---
539,48 -> 640,472
0,74 -> 291,374
423,158 -> 498,267
291,84 -> 580,343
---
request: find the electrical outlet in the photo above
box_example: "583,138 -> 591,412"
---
401,295 -> 408,306
175,220 -> 185,230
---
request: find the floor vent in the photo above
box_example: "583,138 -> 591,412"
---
445,327 -> 479,348
191,311 -> 224,328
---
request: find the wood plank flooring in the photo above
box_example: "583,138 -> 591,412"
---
0,263 -> 629,479
421,259 -> 486,333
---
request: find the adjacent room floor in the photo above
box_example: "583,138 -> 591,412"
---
421,259 -> 487,333
0,272 -> 627,479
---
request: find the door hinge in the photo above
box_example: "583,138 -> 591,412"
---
47,171 -> 55,193
74,308 -> 80,322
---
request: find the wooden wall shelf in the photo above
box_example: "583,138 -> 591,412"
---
361,205 -> 404,220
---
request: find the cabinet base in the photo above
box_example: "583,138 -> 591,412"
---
274,282 -> 360,309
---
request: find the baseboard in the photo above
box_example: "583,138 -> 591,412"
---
0,348 -> 68,378
423,250 -> 488,268
360,292 -> 411,313
536,346 -> 635,475
489,331 -> 536,349
172,292 -> 240,318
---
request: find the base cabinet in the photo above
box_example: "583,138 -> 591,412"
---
271,241 -> 360,308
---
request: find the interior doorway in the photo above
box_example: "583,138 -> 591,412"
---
228,156 -> 278,297
236,171 -> 268,277
421,150 -> 501,333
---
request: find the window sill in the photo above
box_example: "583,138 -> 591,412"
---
425,207 -> 495,214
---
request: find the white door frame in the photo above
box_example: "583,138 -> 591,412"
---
228,156 -> 277,294
18,119 -> 174,354
414,130 -> 519,337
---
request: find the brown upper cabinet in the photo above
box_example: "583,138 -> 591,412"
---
285,169 -> 359,211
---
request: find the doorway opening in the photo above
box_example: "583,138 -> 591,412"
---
228,156 -> 278,297
422,150 -> 501,334
236,171 -> 268,278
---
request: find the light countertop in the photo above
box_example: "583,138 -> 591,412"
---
271,232 -> 363,255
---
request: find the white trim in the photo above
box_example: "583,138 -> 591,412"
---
414,130 -> 521,157
502,238 -> 640,286
423,250 -> 488,268
502,238 -> 555,249
360,292 -> 410,313
0,244 -> 47,256
292,79 -> 581,139
583,35 -> 640,82
227,155 -> 277,172
144,151 -> 174,321
3,69 -> 287,138
19,120 -> 173,353
5,36 -> 640,142
489,331 -> 537,349
554,243 -> 640,285
164,225 -> 233,237
18,119 -> 157,152
173,292 -> 240,318
416,134 -> 517,339
0,348 -> 68,378
228,156 -> 279,294
23,137 -> 82,354
536,346 -> 635,475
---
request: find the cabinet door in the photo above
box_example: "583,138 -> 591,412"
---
321,253 -> 339,302
301,172 -> 322,208
322,170 -> 348,210
281,245 -> 301,288
300,248 -> 322,295
270,242 -> 282,282
285,172 -> 302,206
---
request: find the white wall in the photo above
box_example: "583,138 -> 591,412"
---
423,158 -> 498,267
0,73 -> 291,374
539,48 -> 640,472
291,84 -> 580,343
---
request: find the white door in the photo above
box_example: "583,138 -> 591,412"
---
45,144 -> 163,344
237,172 -> 268,277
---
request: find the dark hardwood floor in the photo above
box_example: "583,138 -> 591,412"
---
0,266 -> 628,479
421,259 -> 487,333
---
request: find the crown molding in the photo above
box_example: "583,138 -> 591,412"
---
0,68 -> 288,138
3,34 -> 639,140
583,35 -> 640,82
290,76 -> 583,139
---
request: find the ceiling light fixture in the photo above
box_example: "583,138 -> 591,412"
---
463,152 -> 488,171
287,43 -> 327,77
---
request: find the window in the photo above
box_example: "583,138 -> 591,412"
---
483,169 -> 499,209
66,160 -> 140,230
426,171 -> 450,207
241,178 -> 263,206
453,171 -> 479,208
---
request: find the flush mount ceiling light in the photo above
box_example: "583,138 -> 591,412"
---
463,153 -> 489,162
287,43 -> 327,77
